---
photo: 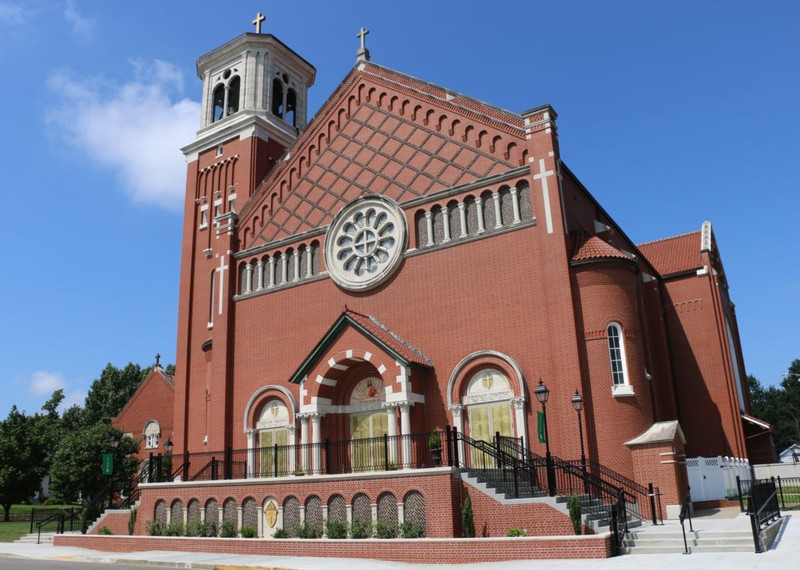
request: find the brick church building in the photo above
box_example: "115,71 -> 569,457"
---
107,18 -> 773,552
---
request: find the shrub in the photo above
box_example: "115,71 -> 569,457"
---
295,521 -> 320,538
506,528 -> 528,537
350,519 -> 371,539
567,494 -> 583,535
240,525 -> 258,538
399,521 -> 425,538
428,430 -> 441,449
325,519 -> 348,539
219,520 -> 238,538
164,520 -> 185,537
273,528 -> 289,538
98,526 -> 113,535
375,521 -> 397,539
128,508 -> 137,535
185,521 -> 210,537
145,520 -> 164,536
461,497 -> 475,537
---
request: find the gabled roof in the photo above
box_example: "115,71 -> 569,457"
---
111,366 -> 174,423
239,60 -> 524,249
288,309 -> 432,384
637,230 -> 703,277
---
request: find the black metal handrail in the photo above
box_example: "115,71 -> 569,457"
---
679,490 -> 693,554
747,478 -> 781,553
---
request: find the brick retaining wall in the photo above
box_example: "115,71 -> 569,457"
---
54,534 -> 613,563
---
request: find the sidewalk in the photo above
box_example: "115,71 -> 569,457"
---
0,511 -> 795,570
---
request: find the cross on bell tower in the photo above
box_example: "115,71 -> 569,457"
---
252,11 -> 266,34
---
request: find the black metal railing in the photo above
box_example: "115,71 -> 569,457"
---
746,478 -> 781,553
138,430 -> 452,484
679,489 -> 693,554
30,507 -> 80,544
456,430 -> 630,554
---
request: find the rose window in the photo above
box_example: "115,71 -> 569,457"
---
325,196 -> 407,291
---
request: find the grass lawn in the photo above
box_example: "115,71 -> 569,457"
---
0,521 -> 29,542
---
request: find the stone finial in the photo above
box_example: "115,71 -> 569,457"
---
356,27 -> 370,62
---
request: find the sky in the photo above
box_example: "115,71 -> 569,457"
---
1,0 -> 798,420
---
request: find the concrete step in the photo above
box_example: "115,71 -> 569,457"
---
624,529 -> 754,555
15,532 -> 56,544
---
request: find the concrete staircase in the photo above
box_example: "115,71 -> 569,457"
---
15,532 -> 57,545
623,524 -> 754,554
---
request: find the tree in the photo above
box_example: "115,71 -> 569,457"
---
82,363 -> 149,426
0,392 -> 64,521
749,360 -> 800,452
49,424 -> 139,505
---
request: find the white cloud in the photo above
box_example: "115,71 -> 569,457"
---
63,0 -> 95,40
16,371 -> 86,413
0,2 -> 27,25
46,60 -> 200,211
27,370 -> 68,395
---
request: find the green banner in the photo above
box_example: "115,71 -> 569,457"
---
101,453 -> 114,476
537,411 -> 546,443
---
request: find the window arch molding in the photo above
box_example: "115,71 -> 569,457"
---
446,350 -> 526,408
143,419 -> 161,450
606,321 -> 634,396
447,351 -> 527,456
243,385 -> 298,433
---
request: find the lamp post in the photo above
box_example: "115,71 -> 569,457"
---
163,438 -> 174,482
534,379 -> 556,497
108,434 -> 119,508
571,390 -> 589,493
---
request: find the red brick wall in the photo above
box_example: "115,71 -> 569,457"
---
55,534 -> 612,562
89,510 -> 131,536
573,261 -> 655,478
112,370 -> 174,459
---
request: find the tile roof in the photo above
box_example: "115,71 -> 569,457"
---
637,231 -> 703,277
345,309 -> 433,367
572,235 -> 632,263
288,309 -> 432,384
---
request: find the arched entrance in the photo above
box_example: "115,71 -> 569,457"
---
257,399 -> 290,477
349,376 -> 389,471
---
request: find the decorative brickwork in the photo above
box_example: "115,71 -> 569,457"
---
283,496 -> 300,537
187,499 -> 201,525
170,500 -> 183,525
154,500 -> 167,526
305,495 -> 323,536
352,493 -> 372,527
377,492 -> 398,528
222,498 -> 238,531
403,490 -> 425,532
327,494 -> 347,525
242,497 -> 258,531
204,499 -> 218,534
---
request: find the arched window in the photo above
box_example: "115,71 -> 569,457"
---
272,78 -> 284,117
144,420 -> 160,449
257,400 -> 290,477
464,369 -> 513,466
286,89 -> 297,127
227,76 -> 240,114
212,84 -> 225,122
350,376 -> 387,472
607,323 -> 630,389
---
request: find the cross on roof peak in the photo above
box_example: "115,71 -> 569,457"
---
356,27 -> 370,63
252,11 -> 266,34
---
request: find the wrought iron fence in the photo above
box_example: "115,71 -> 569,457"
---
140,430 -> 449,484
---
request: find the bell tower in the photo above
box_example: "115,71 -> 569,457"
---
172,16 -> 316,455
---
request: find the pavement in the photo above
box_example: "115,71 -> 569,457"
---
0,508 -> 796,569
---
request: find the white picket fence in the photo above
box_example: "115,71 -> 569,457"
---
685,456 -> 751,502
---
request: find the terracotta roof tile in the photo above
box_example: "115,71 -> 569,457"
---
638,231 -> 703,277
572,235 -> 631,263
345,309 -> 433,367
